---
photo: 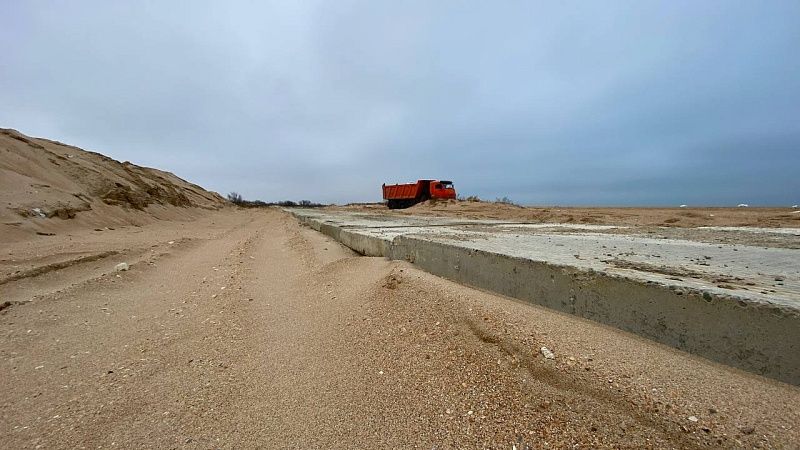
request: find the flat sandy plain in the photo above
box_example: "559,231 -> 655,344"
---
2,207 -> 799,449
336,200 -> 800,228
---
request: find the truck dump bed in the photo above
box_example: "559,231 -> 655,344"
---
382,180 -> 429,200
382,179 -> 455,209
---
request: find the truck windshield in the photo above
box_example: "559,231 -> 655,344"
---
441,183 -> 453,189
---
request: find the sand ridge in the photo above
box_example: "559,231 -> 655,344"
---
0,128 -> 227,242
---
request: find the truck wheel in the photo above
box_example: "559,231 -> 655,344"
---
387,200 -> 398,209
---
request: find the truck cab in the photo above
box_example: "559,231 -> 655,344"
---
429,180 -> 456,200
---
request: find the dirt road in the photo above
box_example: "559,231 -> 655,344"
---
2,209 -> 798,448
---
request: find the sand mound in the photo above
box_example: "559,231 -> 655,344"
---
336,199 -> 800,228
1,128 -> 227,239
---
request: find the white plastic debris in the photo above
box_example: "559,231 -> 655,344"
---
540,346 -> 555,359
114,262 -> 129,272
688,416 -> 699,422
31,208 -> 46,218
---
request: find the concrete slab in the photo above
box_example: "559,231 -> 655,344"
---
288,208 -> 800,385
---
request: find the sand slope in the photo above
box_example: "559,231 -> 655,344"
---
1,128 -> 226,240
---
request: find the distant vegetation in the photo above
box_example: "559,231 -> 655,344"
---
456,194 -> 520,206
457,195 -> 482,202
227,192 -> 244,204
494,196 -> 520,206
227,192 -> 325,208
227,191 -> 521,208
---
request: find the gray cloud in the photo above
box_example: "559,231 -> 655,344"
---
2,0 -> 798,205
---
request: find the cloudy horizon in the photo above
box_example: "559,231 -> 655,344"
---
2,1 -> 799,206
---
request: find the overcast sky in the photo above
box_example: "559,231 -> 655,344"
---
2,1 -> 799,205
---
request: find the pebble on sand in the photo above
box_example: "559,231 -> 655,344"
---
540,346 -> 555,359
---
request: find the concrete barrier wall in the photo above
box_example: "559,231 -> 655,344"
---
290,212 -> 321,230
290,210 -> 799,385
333,227 -> 388,257
291,211 -> 389,257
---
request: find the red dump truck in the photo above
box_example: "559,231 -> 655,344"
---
382,179 -> 456,209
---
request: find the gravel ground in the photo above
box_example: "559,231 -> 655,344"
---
1,209 -> 798,448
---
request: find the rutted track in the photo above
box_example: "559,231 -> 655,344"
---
0,251 -> 120,286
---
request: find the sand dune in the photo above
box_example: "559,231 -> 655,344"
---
0,128 -> 226,241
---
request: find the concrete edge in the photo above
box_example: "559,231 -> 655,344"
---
288,209 -> 800,385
